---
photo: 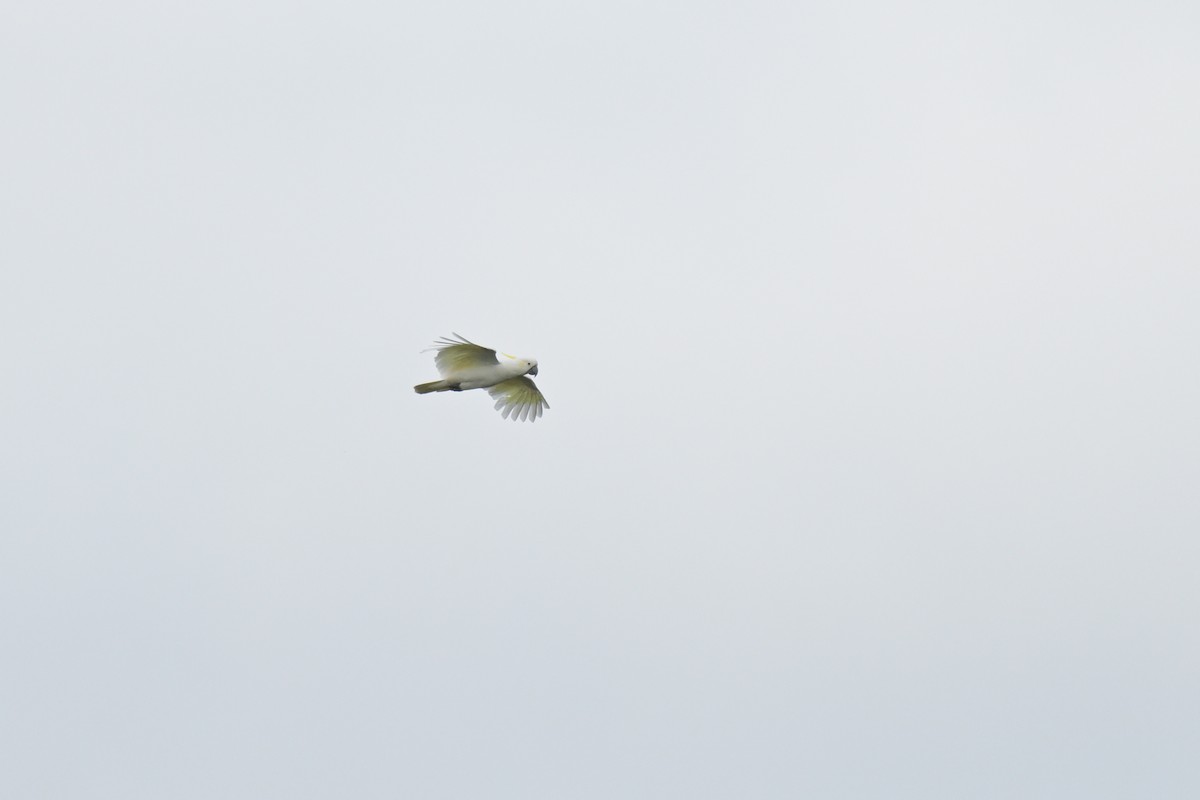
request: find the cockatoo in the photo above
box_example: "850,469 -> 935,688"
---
414,333 -> 549,422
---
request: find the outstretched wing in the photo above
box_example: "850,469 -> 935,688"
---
488,377 -> 549,422
428,333 -> 498,377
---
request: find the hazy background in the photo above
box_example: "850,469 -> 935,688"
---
3,1 -> 1198,797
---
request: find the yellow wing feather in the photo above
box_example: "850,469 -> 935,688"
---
428,333 -> 498,377
487,377 -> 549,422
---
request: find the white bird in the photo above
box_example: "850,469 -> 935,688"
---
414,333 -> 549,422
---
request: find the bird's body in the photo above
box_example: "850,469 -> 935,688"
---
414,334 -> 549,422
417,352 -> 530,392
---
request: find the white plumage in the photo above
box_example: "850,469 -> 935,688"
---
414,334 -> 549,422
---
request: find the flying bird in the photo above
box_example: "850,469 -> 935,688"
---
414,333 -> 549,422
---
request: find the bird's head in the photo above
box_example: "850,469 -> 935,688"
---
527,360 -> 539,376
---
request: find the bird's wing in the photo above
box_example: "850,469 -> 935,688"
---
487,377 -> 549,422
428,333 -> 499,377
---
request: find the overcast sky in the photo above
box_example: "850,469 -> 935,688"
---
3,1 -> 1199,797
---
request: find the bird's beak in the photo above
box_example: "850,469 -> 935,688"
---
529,365 -> 538,376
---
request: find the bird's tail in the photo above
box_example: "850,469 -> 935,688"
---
414,380 -> 452,394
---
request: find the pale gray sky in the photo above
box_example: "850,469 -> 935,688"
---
3,1 -> 1198,797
